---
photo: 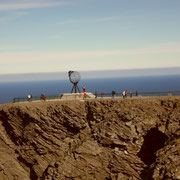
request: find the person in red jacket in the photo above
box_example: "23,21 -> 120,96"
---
101,91 -> 104,98
43,94 -> 46,102
83,92 -> 87,99
125,90 -> 128,98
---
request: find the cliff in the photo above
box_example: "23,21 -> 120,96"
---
0,97 -> 180,180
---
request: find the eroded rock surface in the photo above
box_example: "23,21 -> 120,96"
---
0,97 -> 179,180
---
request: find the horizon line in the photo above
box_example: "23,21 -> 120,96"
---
0,66 -> 180,76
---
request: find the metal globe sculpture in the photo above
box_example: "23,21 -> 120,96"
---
69,71 -> 81,84
68,71 -> 81,93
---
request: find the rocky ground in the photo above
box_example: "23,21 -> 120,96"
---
0,97 -> 180,180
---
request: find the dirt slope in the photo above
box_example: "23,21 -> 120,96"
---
0,97 -> 180,180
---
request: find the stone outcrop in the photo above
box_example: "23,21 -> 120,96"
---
0,97 -> 179,180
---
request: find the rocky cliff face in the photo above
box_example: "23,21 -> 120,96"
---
0,97 -> 180,180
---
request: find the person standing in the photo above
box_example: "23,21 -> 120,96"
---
112,91 -> 116,98
125,90 -> 128,98
122,91 -> 125,98
130,90 -> 133,97
82,85 -> 86,92
101,91 -> 104,98
43,94 -> 46,102
30,94 -> 32,101
83,92 -> 87,99
28,94 -> 31,102
136,91 -> 139,97
40,94 -> 44,101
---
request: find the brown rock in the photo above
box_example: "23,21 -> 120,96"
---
0,97 -> 179,179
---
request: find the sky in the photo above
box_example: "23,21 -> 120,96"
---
0,0 -> 180,77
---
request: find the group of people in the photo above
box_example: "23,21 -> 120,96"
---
122,90 -> 138,98
27,94 -> 46,102
40,94 -> 46,102
27,85 -> 138,102
83,86 -> 103,99
83,85 -> 139,99
93,90 -> 139,98
94,91 -> 103,98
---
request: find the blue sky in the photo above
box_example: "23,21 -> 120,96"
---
0,0 -> 180,75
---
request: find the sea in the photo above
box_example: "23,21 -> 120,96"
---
0,75 -> 180,104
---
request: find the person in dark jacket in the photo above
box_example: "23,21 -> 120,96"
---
136,91 -> 139,96
112,90 -> 116,98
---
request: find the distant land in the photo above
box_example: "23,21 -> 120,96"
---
0,67 -> 180,82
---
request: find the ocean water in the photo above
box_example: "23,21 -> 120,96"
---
0,75 -> 180,104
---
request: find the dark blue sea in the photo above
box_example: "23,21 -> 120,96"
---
0,75 -> 180,104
